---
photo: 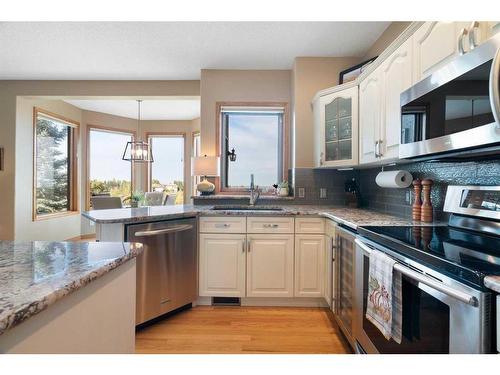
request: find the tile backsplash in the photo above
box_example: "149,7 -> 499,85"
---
291,168 -> 358,205
193,159 -> 499,221
357,159 -> 500,220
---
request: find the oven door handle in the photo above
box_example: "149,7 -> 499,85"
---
355,239 -> 479,307
490,45 -> 500,127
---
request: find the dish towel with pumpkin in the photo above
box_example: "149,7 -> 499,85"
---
366,249 -> 402,343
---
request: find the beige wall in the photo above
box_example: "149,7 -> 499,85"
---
0,80 -> 199,240
15,98 -> 83,241
362,22 -> 412,60
291,57 -> 362,168
200,69 -> 291,158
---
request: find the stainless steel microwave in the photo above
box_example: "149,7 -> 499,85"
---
399,33 -> 500,159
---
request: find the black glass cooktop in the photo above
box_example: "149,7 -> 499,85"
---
358,225 -> 500,289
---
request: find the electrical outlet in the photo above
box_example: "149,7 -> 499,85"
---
298,187 -> 305,198
320,188 -> 327,199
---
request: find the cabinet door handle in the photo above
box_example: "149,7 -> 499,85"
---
468,21 -> 480,50
378,139 -> 383,157
375,140 -> 379,157
215,223 -> 231,228
458,28 -> 468,55
263,224 -> 279,228
247,239 -> 251,252
242,239 -> 246,253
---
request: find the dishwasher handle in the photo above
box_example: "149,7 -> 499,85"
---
134,224 -> 194,237
355,238 -> 479,307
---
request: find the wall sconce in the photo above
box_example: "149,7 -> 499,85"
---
0,147 -> 4,171
227,148 -> 237,162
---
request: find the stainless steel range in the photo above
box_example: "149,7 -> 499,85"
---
355,185 -> 499,353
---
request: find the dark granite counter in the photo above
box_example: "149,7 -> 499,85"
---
0,241 -> 142,336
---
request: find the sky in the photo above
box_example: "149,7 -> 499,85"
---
227,114 -> 280,187
150,136 -> 184,184
89,130 -> 133,181
89,131 -> 184,185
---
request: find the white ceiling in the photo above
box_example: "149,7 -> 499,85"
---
0,22 -> 390,80
65,99 -> 200,120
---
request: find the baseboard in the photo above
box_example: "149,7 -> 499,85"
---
195,296 -> 329,308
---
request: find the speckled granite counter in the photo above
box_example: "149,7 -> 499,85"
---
484,276 -> 500,293
82,204 -> 430,230
0,241 -> 142,336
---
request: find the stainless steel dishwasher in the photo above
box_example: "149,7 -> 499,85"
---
126,217 -> 197,325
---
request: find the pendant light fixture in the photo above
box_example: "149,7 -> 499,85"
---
122,100 -> 154,163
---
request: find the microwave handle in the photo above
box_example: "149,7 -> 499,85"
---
458,28 -> 468,55
355,239 -> 479,307
489,46 -> 500,127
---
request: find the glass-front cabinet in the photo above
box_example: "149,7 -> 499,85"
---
313,84 -> 359,168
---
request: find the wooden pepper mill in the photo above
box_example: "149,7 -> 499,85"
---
412,179 -> 422,221
421,179 -> 434,223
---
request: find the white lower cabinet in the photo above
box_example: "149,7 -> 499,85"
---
199,216 -> 329,303
294,235 -> 325,297
246,234 -> 295,297
199,233 -> 246,297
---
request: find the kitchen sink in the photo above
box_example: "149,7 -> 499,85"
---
210,205 -> 284,212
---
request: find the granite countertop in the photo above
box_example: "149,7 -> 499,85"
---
484,276 -> 500,293
82,204 -> 429,230
0,241 -> 142,336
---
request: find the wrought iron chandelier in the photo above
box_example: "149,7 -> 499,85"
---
122,100 -> 154,163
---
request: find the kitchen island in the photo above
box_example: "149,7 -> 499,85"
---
0,241 -> 142,353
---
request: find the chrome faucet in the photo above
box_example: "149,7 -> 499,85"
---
249,174 -> 260,206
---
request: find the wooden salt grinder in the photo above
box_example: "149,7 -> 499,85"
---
421,179 -> 434,222
412,179 -> 422,221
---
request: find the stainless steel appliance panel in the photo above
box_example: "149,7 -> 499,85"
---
400,33 -> 500,159
354,238 -> 490,354
127,218 -> 198,325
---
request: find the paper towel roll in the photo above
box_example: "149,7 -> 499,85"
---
375,170 -> 413,188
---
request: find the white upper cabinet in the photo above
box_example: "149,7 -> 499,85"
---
359,68 -> 382,164
379,38 -> 413,161
313,85 -> 359,168
359,38 -> 413,164
412,21 -> 470,82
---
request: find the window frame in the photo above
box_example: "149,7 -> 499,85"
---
192,131 -> 201,197
32,107 -> 80,221
216,102 -> 289,193
145,132 -> 187,203
85,124 -> 136,210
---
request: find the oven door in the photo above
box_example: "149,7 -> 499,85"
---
399,33 -> 500,159
354,238 -> 490,354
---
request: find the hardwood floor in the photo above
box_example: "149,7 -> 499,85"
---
135,305 -> 352,354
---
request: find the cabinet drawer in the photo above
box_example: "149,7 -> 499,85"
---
199,216 -> 246,233
246,216 -> 294,234
295,217 -> 325,234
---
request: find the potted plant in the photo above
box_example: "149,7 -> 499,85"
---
277,180 -> 289,197
127,190 -> 144,208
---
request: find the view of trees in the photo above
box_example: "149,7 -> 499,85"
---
35,117 -> 71,216
90,179 -> 132,200
89,178 -> 184,205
